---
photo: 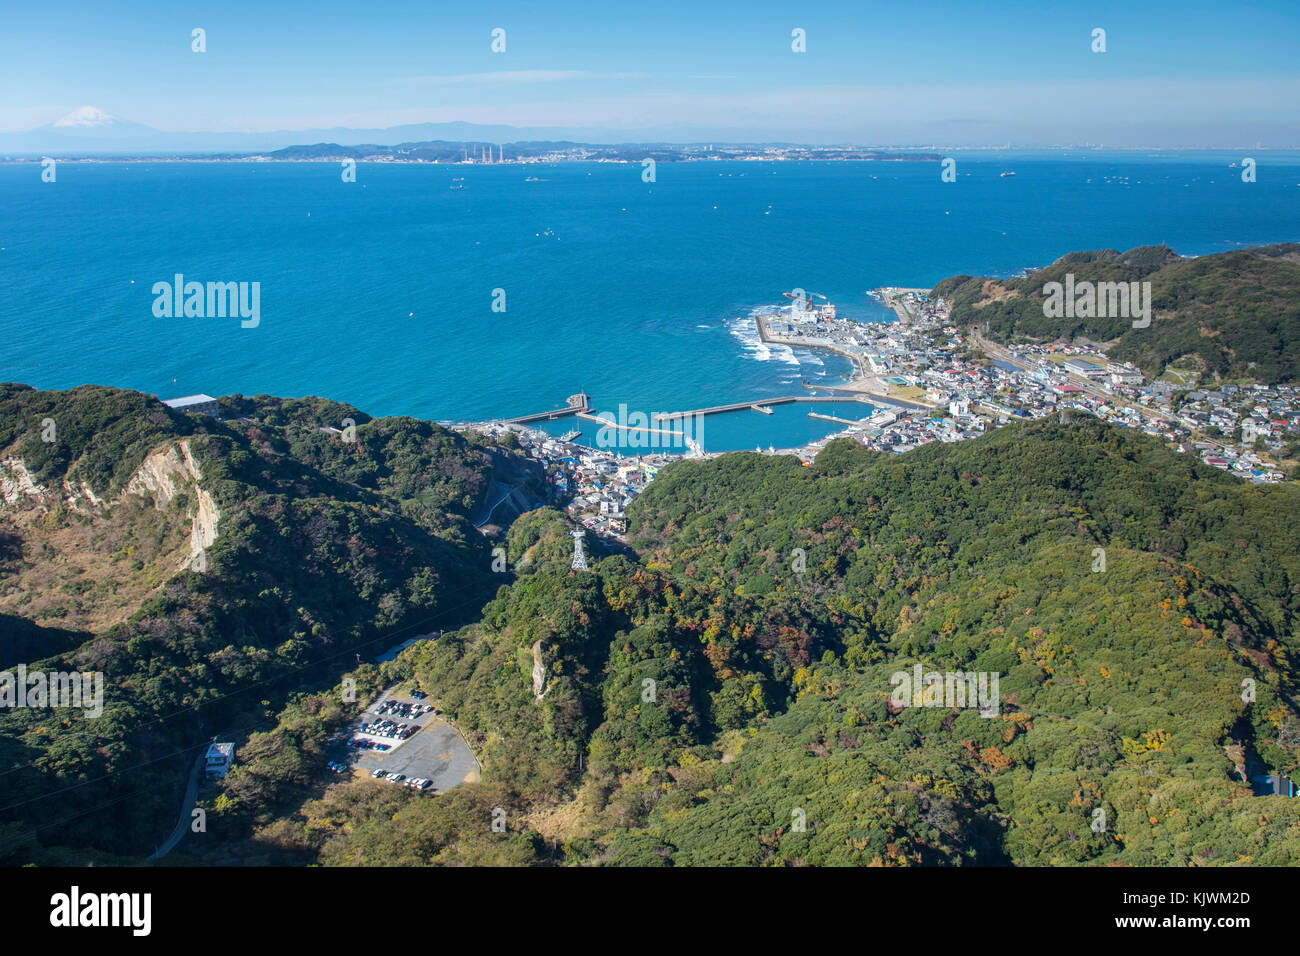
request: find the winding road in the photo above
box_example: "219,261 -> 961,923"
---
149,748 -> 204,861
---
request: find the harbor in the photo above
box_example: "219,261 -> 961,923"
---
476,289 -> 937,460
454,283 -> 1296,545
651,393 -> 874,421
503,391 -> 591,425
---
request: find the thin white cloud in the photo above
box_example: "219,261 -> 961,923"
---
390,70 -> 647,87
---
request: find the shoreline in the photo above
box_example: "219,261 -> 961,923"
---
460,293 -> 939,457
754,309 -> 933,412
463,299 -> 937,460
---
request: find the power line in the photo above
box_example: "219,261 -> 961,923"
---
0,579 -> 505,813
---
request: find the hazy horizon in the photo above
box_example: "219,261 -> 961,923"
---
2,0 -> 1298,149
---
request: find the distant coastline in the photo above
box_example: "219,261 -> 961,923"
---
0,142 -> 943,164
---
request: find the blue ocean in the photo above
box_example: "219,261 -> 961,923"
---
3,151 -> 1298,451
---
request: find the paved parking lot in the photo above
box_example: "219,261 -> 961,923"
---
329,686 -> 479,794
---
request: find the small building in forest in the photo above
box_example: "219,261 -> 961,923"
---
205,741 -> 235,780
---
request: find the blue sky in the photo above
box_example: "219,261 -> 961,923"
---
2,0 -> 1298,144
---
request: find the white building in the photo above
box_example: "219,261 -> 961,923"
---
162,394 -> 220,417
1107,363 -> 1144,386
205,742 -> 235,780
1064,358 -> 1107,380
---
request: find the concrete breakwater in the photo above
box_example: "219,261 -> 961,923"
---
755,313 -> 866,374
755,312 -> 932,411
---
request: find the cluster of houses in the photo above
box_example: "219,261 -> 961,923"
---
462,297 -> 1293,531
559,444 -> 671,538
462,422 -> 692,541
1159,384 -> 1298,479
779,300 -> 1295,485
1004,346 -> 1297,482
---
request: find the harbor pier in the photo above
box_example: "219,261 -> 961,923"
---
504,391 -> 591,425
652,394 -> 872,421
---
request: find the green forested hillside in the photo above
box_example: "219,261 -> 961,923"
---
215,415 -> 1300,867
5,385 -> 1299,866
936,243 -> 1300,383
0,385 -> 507,863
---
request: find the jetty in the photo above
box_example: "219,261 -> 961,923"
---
504,391 -> 591,425
755,311 -> 934,411
809,411 -> 869,426
577,412 -> 685,439
755,313 -> 867,374
652,394 -> 872,421
798,382 -> 931,411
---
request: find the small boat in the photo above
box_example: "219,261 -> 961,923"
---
1000,171 -> 1016,178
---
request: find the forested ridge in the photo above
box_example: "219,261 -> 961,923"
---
3,386 -> 1298,866
0,384 -> 507,863
935,242 -> 1300,383
192,413 -> 1300,867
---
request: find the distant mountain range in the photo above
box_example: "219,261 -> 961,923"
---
0,107 -> 605,154
1,106 -> 902,156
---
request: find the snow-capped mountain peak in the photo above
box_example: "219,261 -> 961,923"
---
52,106 -> 118,128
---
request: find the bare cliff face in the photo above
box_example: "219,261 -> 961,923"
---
531,640 -> 548,700
0,457 -> 103,511
0,457 -> 46,507
124,439 -> 220,571
0,438 -> 221,632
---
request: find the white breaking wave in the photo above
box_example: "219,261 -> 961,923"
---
727,313 -> 767,360
729,310 -> 799,365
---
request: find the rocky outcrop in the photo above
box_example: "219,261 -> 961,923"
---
0,458 -> 49,508
65,480 -> 103,510
126,440 -> 219,572
0,459 -> 111,514
531,640 -> 548,699
0,439 -> 221,573
125,441 -> 202,505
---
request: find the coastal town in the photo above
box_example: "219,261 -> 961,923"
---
770,287 -> 1298,484
460,287 -> 1298,542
